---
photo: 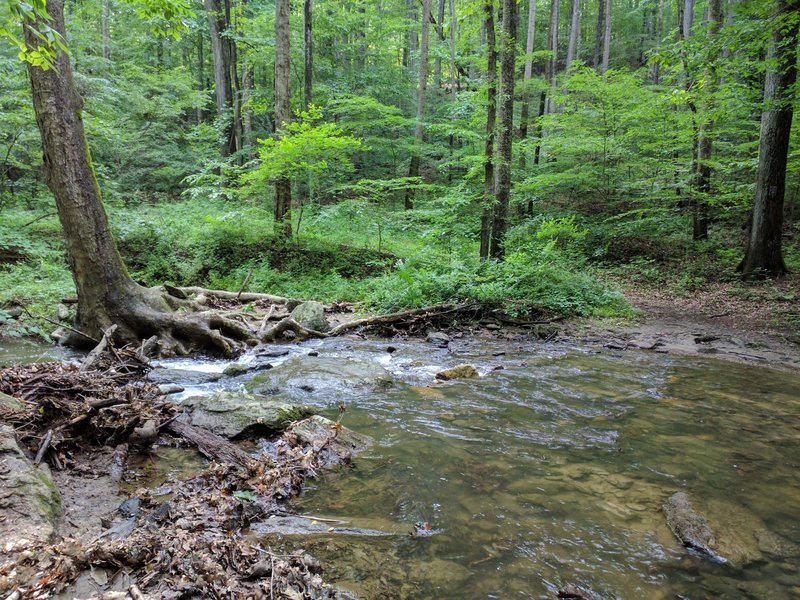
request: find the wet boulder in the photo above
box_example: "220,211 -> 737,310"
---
247,356 -> 392,402
147,367 -> 222,386
435,364 -> 479,381
426,331 -> 450,348
287,415 -> 373,467
0,426 -> 61,547
179,391 -> 315,439
291,301 -> 331,333
663,492 -> 765,568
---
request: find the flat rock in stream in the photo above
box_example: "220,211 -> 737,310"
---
179,391 -> 315,438
663,492 -> 766,568
0,425 -> 61,547
147,367 -> 222,386
247,356 -> 392,400
288,415 -> 374,467
253,515 -> 392,537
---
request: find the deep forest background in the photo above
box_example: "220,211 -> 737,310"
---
1,0 -> 799,338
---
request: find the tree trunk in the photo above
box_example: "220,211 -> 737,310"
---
449,0 -> 457,99
489,0 -> 518,259
405,0 -> 432,210
196,27 -> 206,124
275,0 -> 293,237
692,0 -> 723,241
101,0 -> 110,61
205,0 -> 239,157
304,0 -> 313,110
518,0 -> 537,166
23,0 -> 253,356
480,0 -> 497,260
593,0 -> 604,68
242,63 -> 254,148
545,0 -> 560,113
682,0 -> 696,39
738,0 -> 799,277
566,0 -> 580,70
601,0 -> 612,73
434,0 -> 445,91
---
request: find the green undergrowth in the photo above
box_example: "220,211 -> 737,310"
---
1,198 -> 635,334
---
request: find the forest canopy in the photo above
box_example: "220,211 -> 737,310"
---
1,0 -> 798,346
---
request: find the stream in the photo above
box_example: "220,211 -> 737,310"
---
3,334 -> 800,599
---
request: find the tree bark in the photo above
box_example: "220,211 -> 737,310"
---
692,0 -> 723,241
593,0 -> 604,68
449,0 -> 457,98
434,0 -> 445,91
566,0 -> 580,70
204,0 -> 239,157
480,0 -> 497,260
275,0 -> 293,237
23,0 -> 253,356
304,0 -> 313,110
739,0 -> 799,277
601,0 -> 612,73
489,0 -> 518,259
545,0 -> 560,113
101,0 -> 110,61
518,0 -> 537,162
405,0 -> 432,210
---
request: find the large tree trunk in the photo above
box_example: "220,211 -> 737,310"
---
566,0 -> 580,70
601,0 -> 612,73
739,0 -> 799,277
275,0 -> 293,237
692,0 -> 723,241
23,0 -> 253,356
480,0 -> 497,260
518,0 -> 537,171
304,0 -> 313,110
404,0 -> 432,210
489,0 -> 518,259
205,0 -> 239,157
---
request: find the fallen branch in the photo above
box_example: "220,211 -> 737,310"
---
80,324 -> 118,372
328,302 -> 478,336
166,419 -> 254,470
177,286 -> 297,305
34,429 -> 53,465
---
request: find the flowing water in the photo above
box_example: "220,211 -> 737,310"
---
4,335 -> 800,598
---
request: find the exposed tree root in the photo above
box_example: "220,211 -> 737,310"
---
51,279 -> 501,358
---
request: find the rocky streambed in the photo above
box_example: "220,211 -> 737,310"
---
1,331 -> 800,598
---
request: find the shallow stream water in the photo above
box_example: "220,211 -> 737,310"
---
3,335 -> 800,599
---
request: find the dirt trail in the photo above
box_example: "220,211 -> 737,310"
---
570,294 -> 800,373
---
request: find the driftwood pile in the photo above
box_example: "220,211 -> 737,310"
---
0,346 -> 356,599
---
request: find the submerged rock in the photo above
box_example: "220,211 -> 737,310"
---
247,356 -> 392,400
663,492 -> 766,568
288,415 -> 373,467
291,301 -> 331,333
0,425 -> 61,546
435,364 -> 479,381
179,391 -> 314,438
147,367 -> 222,386
663,492 -> 718,558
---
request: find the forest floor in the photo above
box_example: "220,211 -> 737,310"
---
568,272 -> 800,372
